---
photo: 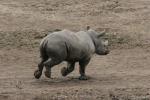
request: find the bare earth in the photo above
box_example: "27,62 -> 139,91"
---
0,0 -> 150,100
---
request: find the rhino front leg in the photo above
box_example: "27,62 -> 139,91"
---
79,58 -> 90,80
61,62 -> 75,76
44,58 -> 62,78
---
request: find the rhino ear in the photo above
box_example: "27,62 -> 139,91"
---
97,30 -> 106,38
86,26 -> 90,30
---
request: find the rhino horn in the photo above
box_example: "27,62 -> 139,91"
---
98,30 -> 106,37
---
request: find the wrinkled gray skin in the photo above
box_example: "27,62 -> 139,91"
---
34,29 -> 109,80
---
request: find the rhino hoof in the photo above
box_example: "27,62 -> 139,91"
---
34,70 -> 42,79
44,71 -> 51,78
61,67 -> 67,76
79,76 -> 88,80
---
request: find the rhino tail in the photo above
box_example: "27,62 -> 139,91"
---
40,40 -> 48,60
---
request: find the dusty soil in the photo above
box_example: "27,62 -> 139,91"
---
0,0 -> 150,100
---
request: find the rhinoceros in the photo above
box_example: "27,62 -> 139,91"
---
34,27 -> 109,80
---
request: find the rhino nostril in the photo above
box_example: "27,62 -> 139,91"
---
105,49 -> 110,54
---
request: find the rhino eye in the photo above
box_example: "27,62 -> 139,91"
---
101,39 -> 108,46
103,40 -> 108,46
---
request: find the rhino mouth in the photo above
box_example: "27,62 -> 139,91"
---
98,50 -> 110,55
103,50 -> 109,55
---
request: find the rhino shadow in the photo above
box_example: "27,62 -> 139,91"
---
31,76 -> 97,87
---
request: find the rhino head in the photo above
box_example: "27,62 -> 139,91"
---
87,28 -> 109,55
95,35 -> 109,55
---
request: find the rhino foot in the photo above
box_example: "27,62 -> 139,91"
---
79,75 -> 88,80
44,71 -> 51,78
34,69 -> 42,79
61,67 -> 68,76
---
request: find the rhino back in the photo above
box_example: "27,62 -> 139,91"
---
68,31 -> 95,60
40,30 -> 95,61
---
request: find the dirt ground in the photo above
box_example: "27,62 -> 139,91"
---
1,0 -> 150,100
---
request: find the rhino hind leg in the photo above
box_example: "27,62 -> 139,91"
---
34,58 -> 47,79
44,58 -> 62,78
61,62 -> 75,77
79,58 -> 90,80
